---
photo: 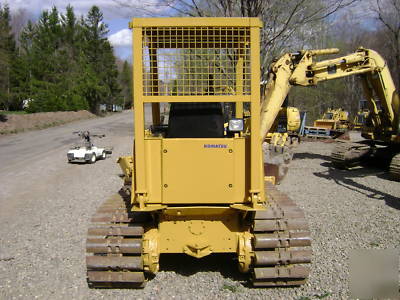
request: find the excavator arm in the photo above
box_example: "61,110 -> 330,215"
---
260,47 -> 399,142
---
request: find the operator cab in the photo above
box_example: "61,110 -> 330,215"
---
150,102 -> 243,138
167,102 -> 224,138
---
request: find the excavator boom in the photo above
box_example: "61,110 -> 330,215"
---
260,47 -> 399,141
260,46 -> 399,179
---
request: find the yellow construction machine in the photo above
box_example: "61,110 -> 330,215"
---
327,50 -> 400,178
314,108 -> 351,130
304,108 -> 351,138
353,109 -> 370,130
265,106 -> 301,145
264,106 -> 302,182
85,17 -> 312,288
259,47 -> 399,179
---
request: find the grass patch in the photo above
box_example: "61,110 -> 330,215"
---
0,129 -> 22,135
33,121 -> 67,130
0,110 -> 27,115
221,283 -> 239,293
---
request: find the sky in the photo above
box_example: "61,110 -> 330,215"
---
2,0 -> 172,60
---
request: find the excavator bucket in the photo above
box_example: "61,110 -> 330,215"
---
264,143 -> 293,183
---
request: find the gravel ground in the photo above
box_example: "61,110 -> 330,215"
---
0,114 -> 399,299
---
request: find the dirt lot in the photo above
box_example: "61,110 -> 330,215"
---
0,111 -> 399,299
0,110 -> 95,134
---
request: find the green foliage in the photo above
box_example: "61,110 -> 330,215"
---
119,60 -> 132,108
0,110 -> 26,115
0,4 -> 16,110
11,5 -> 122,114
220,282 -> 239,292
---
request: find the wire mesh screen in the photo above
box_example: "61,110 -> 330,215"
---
142,27 -> 251,96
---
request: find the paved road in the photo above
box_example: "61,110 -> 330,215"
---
0,111 -> 134,219
0,111 -> 134,176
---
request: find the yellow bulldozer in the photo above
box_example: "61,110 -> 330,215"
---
305,108 -> 351,138
85,17 -> 312,288
314,108 -> 351,130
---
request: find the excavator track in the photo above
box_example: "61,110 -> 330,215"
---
389,153 -> 400,181
250,183 -> 312,286
331,141 -> 371,169
86,191 -> 148,288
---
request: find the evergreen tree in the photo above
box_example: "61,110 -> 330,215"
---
119,60 -> 132,109
82,6 -> 121,114
58,5 -> 89,111
13,5 -> 121,114
0,4 -> 16,110
14,21 -> 36,106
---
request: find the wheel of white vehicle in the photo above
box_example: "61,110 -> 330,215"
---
100,151 -> 106,160
89,153 -> 96,164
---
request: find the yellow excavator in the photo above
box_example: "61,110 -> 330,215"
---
353,109 -> 370,130
263,105 -> 302,183
266,106 -> 301,145
260,47 -> 399,180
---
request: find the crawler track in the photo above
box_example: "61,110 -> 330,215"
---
389,153 -> 400,181
86,185 -> 311,288
251,183 -> 312,286
86,191 -> 148,288
331,142 -> 353,169
331,141 -> 371,169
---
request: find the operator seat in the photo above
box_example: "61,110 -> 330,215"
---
167,102 -> 224,138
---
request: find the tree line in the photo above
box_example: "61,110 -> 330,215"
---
118,0 -> 399,122
0,4 -> 132,114
167,0 -> 399,121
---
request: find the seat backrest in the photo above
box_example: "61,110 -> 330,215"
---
167,102 -> 224,138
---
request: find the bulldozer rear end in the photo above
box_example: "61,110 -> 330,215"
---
86,17 -> 312,288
